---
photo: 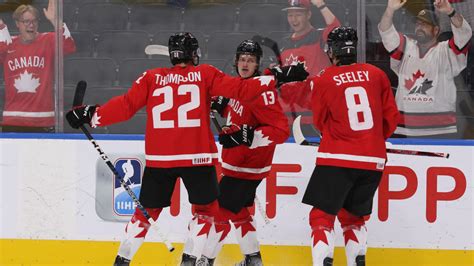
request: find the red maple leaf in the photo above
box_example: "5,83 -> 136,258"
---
215,223 -> 231,242
196,218 -> 212,237
234,218 -> 256,237
344,229 -> 359,245
404,70 -> 425,90
312,230 -> 329,247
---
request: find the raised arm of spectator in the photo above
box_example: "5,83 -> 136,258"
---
378,0 -> 406,60
311,0 -> 336,26
0,19 -> 12,57
44,0 -> 76,54
435,0 -> 472,47
43,0 -> 58,29
379,0 -> 406,32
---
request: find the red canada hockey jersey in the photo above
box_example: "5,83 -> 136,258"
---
94,64 -> 276,168
220,86 -> 289,180
311,63 -> 399,171
279,19 -> 340,125
0,24 -> 76,127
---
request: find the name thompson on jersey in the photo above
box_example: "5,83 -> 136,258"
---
155,71 -> 202,86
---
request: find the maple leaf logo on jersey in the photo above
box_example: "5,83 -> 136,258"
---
14,70 -> 40,93
404,70 -> 433,95
285,54 -> 307,69
254,76 -> 273,86
249,129 -> 273,149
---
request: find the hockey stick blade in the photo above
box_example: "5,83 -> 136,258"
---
144,45 -> 169,56
252,35 -> 282,65
73,80 -> 87,107
292,115 -> 319,146
292,115 -> 449,158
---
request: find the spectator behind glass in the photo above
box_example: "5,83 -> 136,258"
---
0,0 -> 76,133
378,0 -> 472,138
279,0 -> 340,125
437,0 -> 474,139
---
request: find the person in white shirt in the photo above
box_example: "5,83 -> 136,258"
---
378,0 -> 472,137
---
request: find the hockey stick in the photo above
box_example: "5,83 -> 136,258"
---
72,81 -> 175,252
210,112 -> 271,224
144,44 -> 169,56
252,35 -> 282,65
292,115 -> 450,158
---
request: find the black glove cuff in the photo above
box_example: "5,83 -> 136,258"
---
242,124 -> 254,146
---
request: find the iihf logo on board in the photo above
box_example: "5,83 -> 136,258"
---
113,159 -> 142,216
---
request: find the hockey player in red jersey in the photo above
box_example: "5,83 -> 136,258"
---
302,27 -> 399,266
65,32 -> 307,266
196,40 -> 290,266
0,1 -> 76,132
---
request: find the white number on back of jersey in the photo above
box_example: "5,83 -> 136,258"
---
152,84 -> 201,128
135,71 -> 146,84
344,86 -> 374,131
178,84 -> 200,127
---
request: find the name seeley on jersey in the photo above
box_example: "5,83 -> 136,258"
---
333,70 -> 369,86
155,71 -> 202,86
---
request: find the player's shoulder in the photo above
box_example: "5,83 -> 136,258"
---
316,68 -> 327,78
146,66 -> 167,75
199,63 -> 216,70
314,65 -> 335,80
360,63 -> 385,75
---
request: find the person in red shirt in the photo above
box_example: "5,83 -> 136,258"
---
279,0 -> 341,125
0,0 -> 76,132
197,40 -> 289,266
65,32 -> 307,266
302,27 -> 399,266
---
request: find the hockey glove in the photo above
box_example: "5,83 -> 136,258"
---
218,124 -> 254,148
210,96 -> 230,115
269,62 -> 309,84
66,105 -> 97,129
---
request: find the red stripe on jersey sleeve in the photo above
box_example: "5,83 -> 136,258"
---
390,33 -> 406,60
448,37 -> 470,55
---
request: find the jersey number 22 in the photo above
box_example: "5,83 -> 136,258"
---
152,84 -> 200,128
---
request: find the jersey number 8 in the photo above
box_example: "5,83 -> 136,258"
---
344,86 -> 374,131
